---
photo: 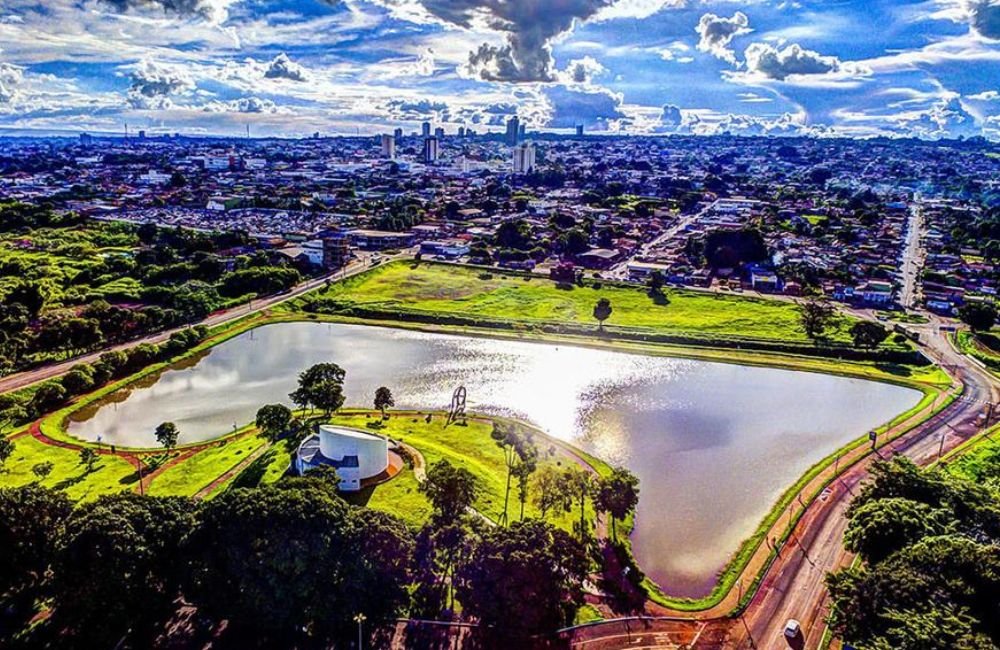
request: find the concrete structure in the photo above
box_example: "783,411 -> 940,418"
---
422,136 -> 439,164
512,143 -> 536,174
380,134 -> 396,160
295,425 -> 390,492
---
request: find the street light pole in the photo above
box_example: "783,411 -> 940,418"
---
353,613 -> 366,649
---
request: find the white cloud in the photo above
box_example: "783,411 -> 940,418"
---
561,56 -> 607,84
735,42 -> 871,83
969,89 -> 1000,100
125,58 -> 195,109
263,52 -> 308,82
696,11 -> 751,64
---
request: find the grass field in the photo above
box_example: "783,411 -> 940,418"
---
0,433 -> 139,502
947,433 -> 1000,488
146,432 -> 268,497
293,261 -> 854,344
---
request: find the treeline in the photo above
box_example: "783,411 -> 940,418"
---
826,457 -> 1000,649
0,472 -> 593,649
0,327 -> 208,434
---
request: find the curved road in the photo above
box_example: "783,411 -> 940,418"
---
0,252 -> 394,395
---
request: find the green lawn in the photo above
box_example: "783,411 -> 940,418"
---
295,261 -> 850,344
147,433 -> 267,497
231,411 -> 601,532
947,433 -> 1000,488
0,433 -> 138,502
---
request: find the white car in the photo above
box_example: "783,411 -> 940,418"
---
784,619 -> 802,639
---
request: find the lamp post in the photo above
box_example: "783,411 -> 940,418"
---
353,613 -> 366,649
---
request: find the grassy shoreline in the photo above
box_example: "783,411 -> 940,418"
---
2,263 -> 956,614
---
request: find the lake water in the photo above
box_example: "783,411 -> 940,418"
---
68,322 -> 920,597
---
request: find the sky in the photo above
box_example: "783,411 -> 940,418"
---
0,0 -> 999,139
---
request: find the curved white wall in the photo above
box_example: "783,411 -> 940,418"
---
318,425 -> 389,479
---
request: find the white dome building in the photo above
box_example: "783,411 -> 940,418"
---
295,425 -> 390,492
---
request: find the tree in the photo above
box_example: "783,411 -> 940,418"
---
593,467 -> 640,542
61,364 -> 95,395
800,298 -> 836,341
79,447 -> 98,472
51,494 -> 196,646
844,497 -> 950,564
30,382 -> 67,415
0,437 -> 14,471
255,404 -> 293,443
31,461 -> 54,480
154,421 -> 180,450
455,520 -> 590,640
289,362 -> 346,416
593,297 -> 613,331
0,485 -> 72,601
184,482 -> 413,640
851,320 -> 890,350
374,386 -> 395,419
959,301 -> 997,333
420,460 -> 478,522
561,466 -> 594,541
491,422 -> 538,526
533,465 -> 573,520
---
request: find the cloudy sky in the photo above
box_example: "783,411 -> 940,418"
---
1,0 -> 999,138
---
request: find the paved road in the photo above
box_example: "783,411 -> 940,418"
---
899,200 -> 926,310
606,202 -> 714,279
0,252 -> 389,395
729,318 -> 997,650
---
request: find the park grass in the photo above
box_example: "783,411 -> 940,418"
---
321,411 -> 598,533
956,330 -> 1000,373
146,432 -> 267,497
0,433 -> 138,502
288,261 -> 855,344
944,428 -> 1000,486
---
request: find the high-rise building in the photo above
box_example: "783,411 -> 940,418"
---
512,143 -> 536,174
458,126 -> 466,138
422,136 -> 439,163
380,134 -> 396,159
519,123 -> 526,140
505,116 -> 520,146
421,121 -> 431,138
393,127 -> 403,140
434,126 -> 445,139
576,124 -> 584,137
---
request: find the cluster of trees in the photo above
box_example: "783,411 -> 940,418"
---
959,301 -> 997,333
0,462 -> 614,647
0,206 -> 302,376
826,458 -> 1000,649
0,480 -> 412,648
799,299 -> 893,350
0,327 -> 208,462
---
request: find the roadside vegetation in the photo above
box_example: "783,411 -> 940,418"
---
826,457 -> 1000,649
0,202 -> 302,376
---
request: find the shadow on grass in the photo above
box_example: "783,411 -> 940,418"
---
875,362 -> 913,377
339,484 -> 375,508
229,447 -> 283,490
54,465 -> 101,490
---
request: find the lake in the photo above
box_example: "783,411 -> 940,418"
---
68,321 -> 920,597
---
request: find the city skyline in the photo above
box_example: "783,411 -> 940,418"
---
0,0 -> 999,139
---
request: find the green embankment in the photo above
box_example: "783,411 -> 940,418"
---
289,261 -> 861,345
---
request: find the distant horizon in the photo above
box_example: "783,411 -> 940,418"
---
1,1 -> 999,141
1,125 -> 997,145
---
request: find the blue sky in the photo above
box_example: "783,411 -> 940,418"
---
0,0 -> 999,138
